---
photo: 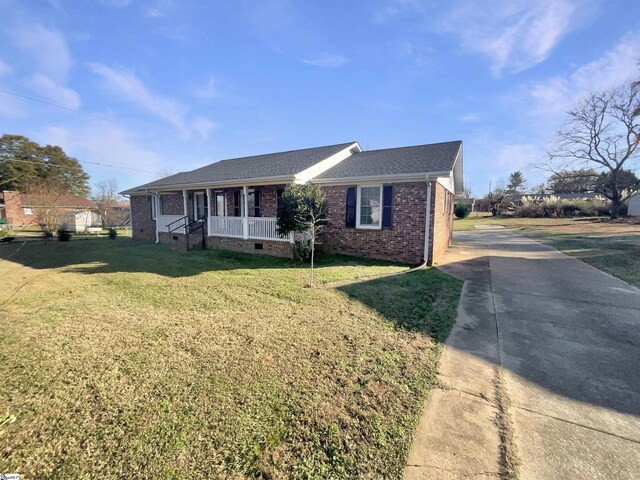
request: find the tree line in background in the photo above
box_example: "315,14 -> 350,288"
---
468,78 -> 639,220
0,134 -> 90,196
0,134 -> 128,234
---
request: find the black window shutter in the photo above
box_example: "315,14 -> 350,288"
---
382,184 -> 393,228
233,191 -> 241,216
345,186 -> 357,228
254,190 -> 261,217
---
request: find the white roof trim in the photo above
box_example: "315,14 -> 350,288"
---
294,142 -> 361,184
309,171 -> 452,185
123,175 -> 295,194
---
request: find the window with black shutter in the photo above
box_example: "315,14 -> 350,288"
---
233,191 -> 241,216
276,188 -> 284,209
382,184 -> 393,228
345,186 -> 357,228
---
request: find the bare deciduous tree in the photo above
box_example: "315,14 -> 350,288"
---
549,84 -> 640,219
26,182 -> 68,237
93,179 -> 123,227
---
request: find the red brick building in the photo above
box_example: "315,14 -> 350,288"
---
122,141 -> 462,265
0,190 -> 99,231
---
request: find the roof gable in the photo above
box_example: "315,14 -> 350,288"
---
124,142 -> 357,193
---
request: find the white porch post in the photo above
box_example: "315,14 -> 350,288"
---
206,188 -> 211,234
183,189 -> 188,217
242,185 -> 249,239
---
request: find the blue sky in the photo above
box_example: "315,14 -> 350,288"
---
0,0 -> 639,196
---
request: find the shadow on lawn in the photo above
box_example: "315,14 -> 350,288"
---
338,270 -> 463,343
0,237 -> 405,278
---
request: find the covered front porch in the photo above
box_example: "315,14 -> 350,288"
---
155,185 -> 292,243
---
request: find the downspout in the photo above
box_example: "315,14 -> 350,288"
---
423,179 -> 433,266
154,193 -> 159,243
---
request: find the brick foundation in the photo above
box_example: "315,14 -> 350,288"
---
158,231 -> 205,251
206,236 -> 293,258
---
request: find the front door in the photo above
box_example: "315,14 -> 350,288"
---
193,192 -> 207,221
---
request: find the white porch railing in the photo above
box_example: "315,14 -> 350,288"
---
209,216 -> 244,238
157,214 -> 185,233
208,216 -> 290,242
248,217 -> 290,242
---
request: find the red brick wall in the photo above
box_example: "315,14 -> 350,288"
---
321,183 -> 428,265
1,191 -> 37,229
429,181 -> 454,264
160,193 -> 183,215
206,236 -> 292,258
131,195 -> 156,241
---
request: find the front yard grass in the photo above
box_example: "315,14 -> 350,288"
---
0,239 -> 462,479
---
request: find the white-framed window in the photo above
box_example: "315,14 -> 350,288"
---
23,207 -> 33,215
356,185 -> 382,229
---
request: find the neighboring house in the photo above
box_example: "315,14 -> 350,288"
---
0,190 -> 101,232
95,200 -> 131,227
122,140 -> 463,264
629,193 -> 640,216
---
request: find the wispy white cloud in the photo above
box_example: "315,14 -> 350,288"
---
302,53 -> 349,67
45,122 -> 161,176
10,23 -> 72,81
0,58 -> 13,77
529,32 -> 640,120
459,113 -> 480,122
194,76 -> 220,101
495,143 -> 543,169
88,63 -> 189,131
398,40 -> 434,68
99,0 -> 131,7
25,74 -> 81,109
440,0 -> 585,76
192,116 -> 217,140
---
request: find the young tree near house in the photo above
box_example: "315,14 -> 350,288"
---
548,84 -> 640,219
0,134 -> 90,195
276,184 -> 328,287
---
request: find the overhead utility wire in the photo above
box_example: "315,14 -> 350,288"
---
0,157 -> 156,174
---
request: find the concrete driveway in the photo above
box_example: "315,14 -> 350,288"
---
405,227 -> 640,479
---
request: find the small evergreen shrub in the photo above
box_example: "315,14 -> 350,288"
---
58,227 -> 72,242
454,203 -> 471,219
108,228 -> 117,240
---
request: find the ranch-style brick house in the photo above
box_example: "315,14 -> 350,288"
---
122,140 -> 463,265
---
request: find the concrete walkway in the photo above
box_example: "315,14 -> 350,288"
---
405,227 -> 640,479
